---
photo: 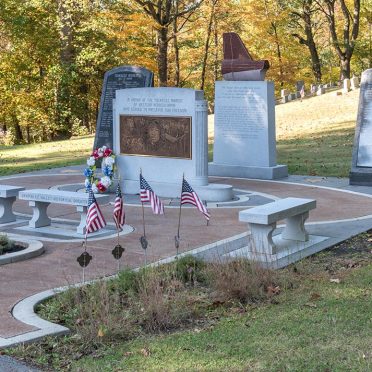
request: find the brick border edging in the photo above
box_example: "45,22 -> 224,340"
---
0,237 -> 44,266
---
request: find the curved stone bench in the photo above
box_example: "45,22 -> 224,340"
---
19,189 -> 110,235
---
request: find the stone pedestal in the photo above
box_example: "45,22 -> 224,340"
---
113,87 -> 233,201
0,186 -> 25,224
209,81 -> 288,180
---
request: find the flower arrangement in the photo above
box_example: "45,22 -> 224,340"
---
84,146 -> 115,193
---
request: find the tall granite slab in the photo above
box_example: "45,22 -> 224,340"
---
94,66 -> 154,150
113,87 -> 233,201
350,69 -> 372,185
209,81 -> 288,180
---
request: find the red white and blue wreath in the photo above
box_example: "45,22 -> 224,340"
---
84,146 -> 115,193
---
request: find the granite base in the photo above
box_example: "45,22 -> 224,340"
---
224,234 -> 329,269
122,180 -> 233,202
208,163 -> 288,180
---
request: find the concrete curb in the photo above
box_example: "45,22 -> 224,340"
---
0,289 -> 69,349
0,236 -> 44,266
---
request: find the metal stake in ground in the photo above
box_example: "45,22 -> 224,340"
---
175,173 -> 185,258
77,239 -> 92,284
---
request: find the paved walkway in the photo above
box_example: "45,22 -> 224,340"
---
0,166 -> 371,346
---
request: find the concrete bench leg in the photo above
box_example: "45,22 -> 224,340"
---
76,205 -> 87,235
249,222 -> 277,255
0,196 -> 17,224
282,212 -> 309,242
29,201 -> 51,228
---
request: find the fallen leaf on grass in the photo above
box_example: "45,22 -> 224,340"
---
330,278 -> 341,283
97,328 -> 105,337
304,302 -> 318,308
140,348 -> 151,357
309,292 -> 321,301
267,285 -> 281,295
123,351 -> 133,357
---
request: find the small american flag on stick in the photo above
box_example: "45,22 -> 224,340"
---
85,188 -> 106,237
140,174 -> 164,215
181,178 -> 210,221
113,184 -> 125,230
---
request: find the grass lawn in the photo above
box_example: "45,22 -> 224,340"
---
8,232 -> 372,371
1,89 -> 359,178
73,267 -> 371,371
0,135 -> 93,176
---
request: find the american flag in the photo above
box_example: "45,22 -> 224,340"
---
300,84 -> 305,98
113,184 -> 125,230
140,174 -> 164,215
85,188 -> 106,237
181,178 -> 210,220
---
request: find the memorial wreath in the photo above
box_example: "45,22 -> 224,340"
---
84,146 -> 115,193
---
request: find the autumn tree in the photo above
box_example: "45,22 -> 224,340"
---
132,0 -> 203,86
289,0 -> 323,82
316,0 -> 361,80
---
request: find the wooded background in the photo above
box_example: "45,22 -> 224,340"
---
0,0 -> 370,144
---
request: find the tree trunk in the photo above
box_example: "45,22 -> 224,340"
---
173,11 -> 180,86
13,117 -> 23,143
272,23 -> 284,87
213,13 -> 219,83
340,57 -> 351,80
56,0 -> 75,138
200,0 -> 217,91
157,27 -> 169,87
303,9 -> 322,82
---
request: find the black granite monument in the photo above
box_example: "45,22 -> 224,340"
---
350,69 -> 372,185
93,66 -> 154,150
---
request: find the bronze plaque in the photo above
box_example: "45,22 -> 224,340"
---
120,115 -> 192,159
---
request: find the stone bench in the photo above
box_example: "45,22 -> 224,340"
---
239,197 -> 316,255
19,189 -> 110,235
0,186 -> 25,223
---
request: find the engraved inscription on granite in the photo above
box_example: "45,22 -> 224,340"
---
213,81 -> 276,167
120,115 -> 191,159
94,66 -> 154,150
357,82 -> 372,167
20,192 -> 89,206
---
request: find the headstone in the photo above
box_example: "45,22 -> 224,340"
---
350,69 -> 372,185
209,81 -> 288,180
343,78 -> 351,93
296,91 -> 301,99
310,84 -> 317,95
317,87 -> 325,95
281,95 -> 289,104
94,66 -> 154,150
113,87 -> 233,201
351,76 -> 360,90
281,89 -> 289,97
288,93 -> 297,101
295,80 -> 304,92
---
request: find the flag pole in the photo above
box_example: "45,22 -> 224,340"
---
175,173 -> 184,258
140,168 -> 147,267
82,236 -> 87,284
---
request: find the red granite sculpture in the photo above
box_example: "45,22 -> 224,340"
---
222,32 -> 270,81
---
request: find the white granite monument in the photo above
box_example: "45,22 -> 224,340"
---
113,87 -> 233,201
350,69 -> 372,185
209,81 -> 288,179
